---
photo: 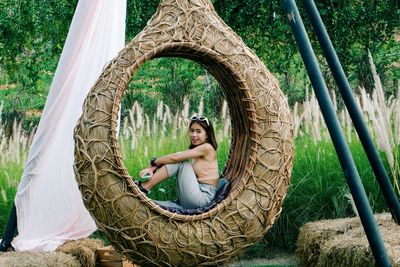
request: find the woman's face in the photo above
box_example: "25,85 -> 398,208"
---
189,122 -> 207,146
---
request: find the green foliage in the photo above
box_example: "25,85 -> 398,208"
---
123,57 -> 224,118
123,0 -> 400,107
214,0 -> 400,98
0,163 -> 22,229
1,0 -> 399,129
0,0 -> 77,124
126,0 -> 159,39
314,0 -> 399,93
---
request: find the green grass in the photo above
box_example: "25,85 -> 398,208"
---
262,134 -> 389,252
0,162 -> 22,228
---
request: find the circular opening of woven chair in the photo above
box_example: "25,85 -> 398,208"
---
111,44 -> 256,219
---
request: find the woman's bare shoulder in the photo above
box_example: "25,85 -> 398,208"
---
197,143 -> 214,151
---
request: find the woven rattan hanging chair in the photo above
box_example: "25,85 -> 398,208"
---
74,0 -> 293,266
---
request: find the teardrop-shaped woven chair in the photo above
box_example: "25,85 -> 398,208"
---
74,0 -> 294,266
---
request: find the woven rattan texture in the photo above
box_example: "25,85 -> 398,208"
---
74,0 -> 294,266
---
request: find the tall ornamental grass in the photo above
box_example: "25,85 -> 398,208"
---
258,57 -> 399,253
0,102 -> 34,227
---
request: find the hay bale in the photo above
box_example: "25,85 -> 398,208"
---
318,228 -> 375,267
56,238 -> 104,267
0,238 -> 103,267
296,213 -> 400,266
296,216 -> 360,265
0,251 -> 79,267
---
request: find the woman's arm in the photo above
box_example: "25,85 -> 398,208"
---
153,143 -> 213,166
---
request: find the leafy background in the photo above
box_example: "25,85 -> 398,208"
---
1,0 -> 399,129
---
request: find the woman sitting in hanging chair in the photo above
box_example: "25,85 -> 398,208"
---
137,115 -> 218,209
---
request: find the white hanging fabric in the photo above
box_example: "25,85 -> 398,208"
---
12,0 -> 126,251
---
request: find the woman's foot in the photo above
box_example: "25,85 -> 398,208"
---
135,180 -> 149,194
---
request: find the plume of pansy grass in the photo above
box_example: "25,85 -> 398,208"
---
197,97 -> 204,117
365,52 -> 399,195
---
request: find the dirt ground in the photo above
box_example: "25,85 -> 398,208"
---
0,249 -> 298,267
226,249 -> 299,267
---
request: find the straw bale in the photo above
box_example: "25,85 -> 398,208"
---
56,237 -> 104,267
0,238 -> 103,267
296,216 -> 360,265
0,251 -> 79,267
73,0 -> 294,266
297,213 -> 400,266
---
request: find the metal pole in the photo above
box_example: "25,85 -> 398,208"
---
281,1 -> 391,266
302,0 -> 400,225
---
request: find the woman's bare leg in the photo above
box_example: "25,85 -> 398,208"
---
141,165 -> 169,191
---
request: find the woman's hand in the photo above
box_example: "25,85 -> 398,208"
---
139,167 -> 154,179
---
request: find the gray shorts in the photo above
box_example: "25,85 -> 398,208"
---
154,161 -> 216,209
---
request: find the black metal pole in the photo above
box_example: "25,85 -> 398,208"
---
282,1 -> 391,266
302,0 -> 400,225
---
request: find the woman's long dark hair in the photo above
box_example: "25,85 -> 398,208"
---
188,119 -> 218,150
